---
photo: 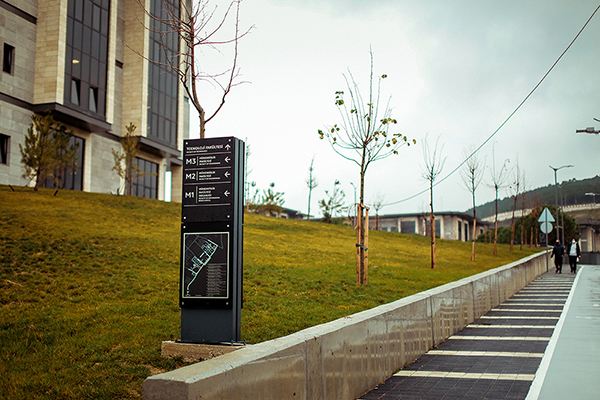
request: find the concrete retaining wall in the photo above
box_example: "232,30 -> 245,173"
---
143,252 -> 547,400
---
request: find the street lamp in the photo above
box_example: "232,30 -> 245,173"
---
585,192 -> 597,206
576,118 -> 600,134
549,164 -> 574,244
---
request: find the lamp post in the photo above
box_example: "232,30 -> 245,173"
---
576,118 -> 600,134
585,192 -> 597,206
350,182 -> 357,227
549,164 -> 574,244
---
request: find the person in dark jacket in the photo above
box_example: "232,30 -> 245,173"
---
567,238 -> 581,273
550,240 -> 564,273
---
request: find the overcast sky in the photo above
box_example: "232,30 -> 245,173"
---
189,0 -> 600,218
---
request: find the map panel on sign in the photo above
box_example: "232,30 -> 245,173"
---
182,232 -> 230,299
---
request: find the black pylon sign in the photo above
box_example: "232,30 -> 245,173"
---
179,137 -> 244,343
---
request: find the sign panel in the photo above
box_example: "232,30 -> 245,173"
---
538,207 -> 556,223
540,221 -> 553,234
182,232 -> 230,300
182,138 -> 241,222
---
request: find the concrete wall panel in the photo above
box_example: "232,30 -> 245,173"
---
143,252 -> 547,400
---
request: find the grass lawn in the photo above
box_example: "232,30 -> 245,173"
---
0,186 -> 538,399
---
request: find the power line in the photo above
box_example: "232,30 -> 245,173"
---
383,4 -> 600,208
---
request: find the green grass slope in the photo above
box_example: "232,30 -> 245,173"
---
0,186 -> 538,399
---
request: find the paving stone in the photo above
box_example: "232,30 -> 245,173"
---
358,272 -> 576,400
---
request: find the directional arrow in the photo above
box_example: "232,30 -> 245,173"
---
224,171 -> 231,178
225,144 -> 231,150
538,207 -> 555,223
225,156 -> 231,163
224,190 -> 231,197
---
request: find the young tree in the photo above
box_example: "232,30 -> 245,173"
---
508,158 -> 523,252
421,135 -> 446,269
460,147 -> 485,261
20,112 -> 79,190
112,123 -> 141,196
259,182 -> 284,216
244,181 -> 260,213
318,50 -> 415,284
137,0 -> 252,138
371,192 -> 385,230
319,180 -> 347,224
520,176 -> 528,250
306,156 -> 318,220
488,147 -> 510,256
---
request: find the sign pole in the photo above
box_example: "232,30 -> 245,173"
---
538,207 -> 555,273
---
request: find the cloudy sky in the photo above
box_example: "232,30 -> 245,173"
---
189,0 -> 600,218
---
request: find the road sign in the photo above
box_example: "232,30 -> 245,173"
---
540,221 -> 553,234
538,207 -> 555,223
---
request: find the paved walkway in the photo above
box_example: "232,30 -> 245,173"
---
359,266 -> 599,400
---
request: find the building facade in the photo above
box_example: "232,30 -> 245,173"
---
0,0 -> 190,201
370,212 -> 489,242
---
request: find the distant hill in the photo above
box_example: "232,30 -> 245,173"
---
472,175 -> 600,220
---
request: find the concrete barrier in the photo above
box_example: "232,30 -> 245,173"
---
143,251 -> 547,400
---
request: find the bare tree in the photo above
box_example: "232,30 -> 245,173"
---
319,49 -> 415,284
319,180 -> 347,223
137,0 -> 252,138
460,147 -> 485,261
372,192 -> 385,230
306,156 -> 318,220
508,158 -> 523,252
421,135 -> 446,269
488,146 -> 510,256
520,175 -> 527,250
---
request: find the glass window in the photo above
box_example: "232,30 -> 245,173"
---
3,43 -> 15,74
64,0 -> 109,117
71,79 -> 81,105
147,0 -> 179,148
401,221 -> 416,234
131,158 -> 159,199
0,134 -> 9,165
89,86 -> 97,112
41,135 -> 85,190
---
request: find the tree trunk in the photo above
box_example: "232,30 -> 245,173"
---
471,191 -> 477,261
430,213 -> 436,269
493,188 -> 499,256
471,218 -> 477,261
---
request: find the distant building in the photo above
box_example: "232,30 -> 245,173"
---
0,0 -> 190,201
249,207 -> 308,220
369,212 -> 490,242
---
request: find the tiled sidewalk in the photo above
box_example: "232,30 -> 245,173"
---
359,272 -> 575,400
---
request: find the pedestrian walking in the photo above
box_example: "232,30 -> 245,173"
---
567,238 -> 581,273
551,239 -> 564,273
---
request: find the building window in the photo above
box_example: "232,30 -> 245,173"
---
64,0 -> 109,116
3,43 -> 15,74
71,78 -> 81,106
41,135 -> 85,190
0,134 -> 9,165
132,158 -> 158,199
401,221 -> 416,234
89,86 -> 97,112
147,0 -> 179,148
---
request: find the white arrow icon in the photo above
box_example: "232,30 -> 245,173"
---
225,144 -> 231,150
224,171 -> 231,178
224,190 -> 231,197
224,156 -> 231,163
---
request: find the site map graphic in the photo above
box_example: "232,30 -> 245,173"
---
182,232 -> 229,299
